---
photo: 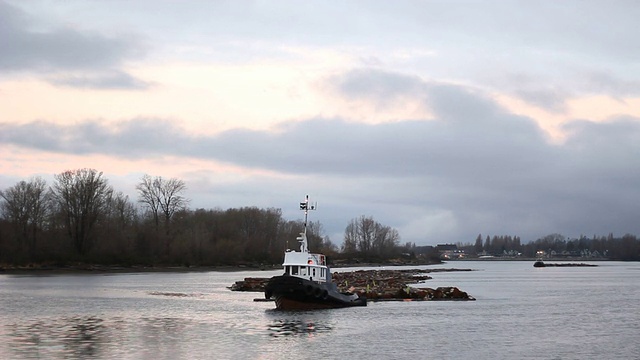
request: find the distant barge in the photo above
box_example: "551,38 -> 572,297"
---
533,260 -> 597,268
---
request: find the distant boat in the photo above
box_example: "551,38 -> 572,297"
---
533,259 -> 546,267
264,196 -> 367,310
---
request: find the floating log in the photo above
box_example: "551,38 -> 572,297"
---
229,277 -> 271,291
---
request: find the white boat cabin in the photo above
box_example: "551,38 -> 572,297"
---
282,232 -> 328,283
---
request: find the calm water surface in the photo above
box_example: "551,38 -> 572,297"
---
1,261 -> 639,359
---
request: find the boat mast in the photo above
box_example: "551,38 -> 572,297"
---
298,195 -> 316,252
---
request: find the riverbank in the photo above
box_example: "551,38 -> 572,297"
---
451,257 -> 610,261
0,259 -> 443,275
0,263 -> 280,274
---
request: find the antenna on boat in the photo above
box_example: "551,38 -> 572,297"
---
300,195 -> 317,231
298,195 -> 316,252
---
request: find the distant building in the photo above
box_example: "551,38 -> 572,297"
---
436,244 -> 465,259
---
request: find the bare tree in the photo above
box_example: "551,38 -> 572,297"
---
158,177 -> 188,228
108,192 -> 137,230
342,221 -> 358,254
0,177 -> 50,259
344,215 -> 375,257
51,169 -> 113,255
98,191 -> 138,257
373,225 -> 400,256
136,174 -> 161,229
343,215 -> 400,260
136,174 -> 188,230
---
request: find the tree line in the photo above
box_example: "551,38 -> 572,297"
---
457,233 -> 640,260
0,169 -> 415,267
6,169 -> 634,267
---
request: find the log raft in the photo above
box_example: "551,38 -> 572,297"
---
230,268 -> 475,301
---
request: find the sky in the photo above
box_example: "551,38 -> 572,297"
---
2,0 -> 640,246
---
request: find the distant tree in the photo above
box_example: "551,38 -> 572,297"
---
98,192 -> 138,260
372,225 -> 400,257
342,222 -> 358,255
51,169 -> 113,255
343,215 -> 400,260
136,174 -> 188,231
484,235 -> 491,253
320,235 -> 339,256
618,234 -> 639,261
0,177 -> 50,260
136,175 -> 189,260
513,236 -> 521,251
474,234 -> 483,254
136,175 -> 161,229
235,206 -> 281,262
401,241 -> 416,256
305,220 -> 325,252
343,216 -> 374,257
109,192 -> 138,230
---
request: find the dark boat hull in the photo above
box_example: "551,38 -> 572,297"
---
265,275 -> 366,310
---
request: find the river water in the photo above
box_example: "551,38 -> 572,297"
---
0,261 -> 638,360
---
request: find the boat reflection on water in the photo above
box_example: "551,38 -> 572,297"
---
266,319 -> 333,337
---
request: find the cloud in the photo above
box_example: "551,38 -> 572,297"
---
328,68 -> 426,103
506,75 -> 571,113
496,69 -> 640,113
47,70 -> 153,90
581,71 -> 640,99
0,118 -> 184,158
0,1 -> 147,89
2,72 -> 634,190
3,74 -> 640,243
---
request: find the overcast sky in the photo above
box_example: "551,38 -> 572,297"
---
2,0 -> 640,246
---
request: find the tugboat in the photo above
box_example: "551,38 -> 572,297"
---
264,195 -> 367,310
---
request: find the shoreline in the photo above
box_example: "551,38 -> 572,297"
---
0,264 -> 281,275
0,261 -> 443,275
0,257 -> 611,275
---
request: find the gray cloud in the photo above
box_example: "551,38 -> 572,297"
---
6,1 -> 639,100
2,75 -> 640,244
512,84 -> 570,113
329,68 -> 426,102
0,1 -> 147,89
47,70 -> 152,90
0,117 -> 187,157
496,69 -> 640,113
581,71 -> 640,99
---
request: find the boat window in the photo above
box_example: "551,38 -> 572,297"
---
292,266 -> 298,275
312,268 -> 316,277
285,266 -> 290,275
